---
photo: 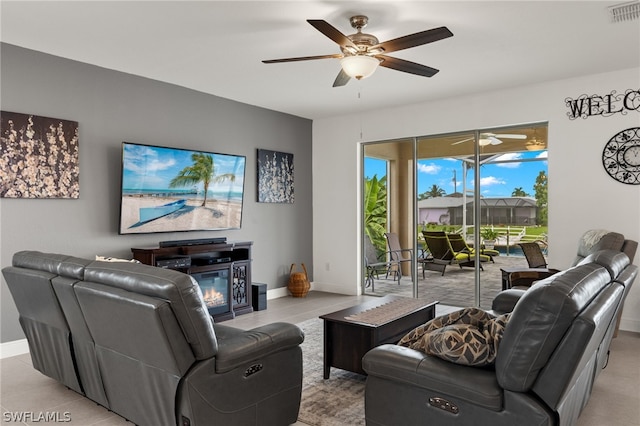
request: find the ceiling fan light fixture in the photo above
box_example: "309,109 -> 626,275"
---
526,140 -> 546,151
478,138 -> 492,146
526,129 -> 546,151
263,16 -> 452,87
340,55 -> 379,80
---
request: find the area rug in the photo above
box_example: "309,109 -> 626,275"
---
297,318 -> 367,426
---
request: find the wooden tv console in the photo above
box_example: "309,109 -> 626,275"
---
131,240 -> 253,321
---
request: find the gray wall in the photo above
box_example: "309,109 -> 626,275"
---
0,43 -> 313,343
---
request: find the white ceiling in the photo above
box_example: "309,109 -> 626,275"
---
1,1 -> 639,120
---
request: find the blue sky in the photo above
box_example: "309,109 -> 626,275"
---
365,151 -> 548,198
122,143 -> 245,192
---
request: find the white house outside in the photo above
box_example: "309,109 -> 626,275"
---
418,194 -> 538,226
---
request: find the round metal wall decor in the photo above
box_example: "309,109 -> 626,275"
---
602,127 -> 640,185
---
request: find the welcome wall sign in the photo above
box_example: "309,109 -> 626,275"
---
565,89 -> 640,120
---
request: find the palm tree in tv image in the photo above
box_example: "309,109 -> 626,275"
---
169,153 -> 236,207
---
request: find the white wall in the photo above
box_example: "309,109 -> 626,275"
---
312,68 -> 640,332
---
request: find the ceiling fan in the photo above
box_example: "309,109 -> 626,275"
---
262,15 -> 453,87
452,133 -> 527,146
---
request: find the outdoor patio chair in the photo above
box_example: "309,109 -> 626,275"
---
447,232 -> 500,263
384,232 -> 414,283
519,241 -> 549,268
421,231 -> 490,276
364,237 -> 394,291
500,241 -> 559,290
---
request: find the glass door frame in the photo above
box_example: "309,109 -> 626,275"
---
361,137 -> 416,296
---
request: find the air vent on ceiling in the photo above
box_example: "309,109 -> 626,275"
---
608,0 -> 640,22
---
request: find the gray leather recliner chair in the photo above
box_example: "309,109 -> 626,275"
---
3,251 -> 304,426
362,250 -> 637,426
2,253 -> 92,398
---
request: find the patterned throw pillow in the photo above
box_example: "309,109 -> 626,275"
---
398,307 -> 510,367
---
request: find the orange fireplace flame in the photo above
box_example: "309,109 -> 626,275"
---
202,287 -> 226,308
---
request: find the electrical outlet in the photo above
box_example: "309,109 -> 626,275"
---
325,262 -> 330,271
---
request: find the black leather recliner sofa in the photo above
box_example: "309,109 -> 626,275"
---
362,249 -> 637,426
3,251 -> 304,426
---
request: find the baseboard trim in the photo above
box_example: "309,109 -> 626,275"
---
1,338 -> 29,359
267,283 -> 320,299
620,317 -> 640,333
267,286 -> 291,299
310,281 -> 358,296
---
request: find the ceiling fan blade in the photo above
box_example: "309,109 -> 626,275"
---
453,136 -> 503,145
377,55 -> 439,77
489,133 -> 527,139
452,137 -> 474,146
372,26 -> 453,54
262,53 -> 343,64
307,19 -> 357,49
332,69 -> 351,87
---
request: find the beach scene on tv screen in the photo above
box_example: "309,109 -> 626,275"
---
120,143 -> 245,234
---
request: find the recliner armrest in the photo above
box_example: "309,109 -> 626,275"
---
362,344 -> 502,411
491,289 -> 527,314
213,322 -> 304,373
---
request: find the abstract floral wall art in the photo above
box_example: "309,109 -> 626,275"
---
257,149 -> 294,203
1,111 -> 79,198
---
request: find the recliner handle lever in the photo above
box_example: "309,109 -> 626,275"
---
429,397 -> 459,414
244,363 -> 263,377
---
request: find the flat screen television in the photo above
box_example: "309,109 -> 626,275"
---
119,142 -> 246,234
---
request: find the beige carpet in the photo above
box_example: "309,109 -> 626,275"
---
297,318 -> 366,426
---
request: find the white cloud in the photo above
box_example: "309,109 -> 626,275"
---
417,163 -> 441,174
495,152 -> 523,168
480,176 -> 506,186
125,145 -> 176,174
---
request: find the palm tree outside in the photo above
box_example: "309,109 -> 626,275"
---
419,184 -> 446,200
512,187 -> 529,197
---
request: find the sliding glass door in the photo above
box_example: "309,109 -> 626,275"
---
362,123 -> 549,309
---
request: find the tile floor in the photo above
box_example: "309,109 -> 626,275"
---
365,253 -> 528,309
1,292 -> 639,425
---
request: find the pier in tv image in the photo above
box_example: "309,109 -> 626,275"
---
119,142 -> 246,234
